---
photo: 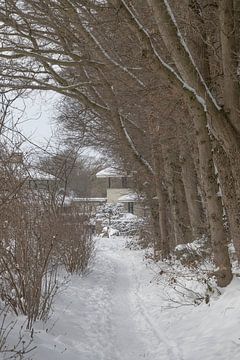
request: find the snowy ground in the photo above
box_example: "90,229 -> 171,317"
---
4,236 -> 240,360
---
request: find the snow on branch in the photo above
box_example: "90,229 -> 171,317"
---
162,0 -> 221,111
120,0 -> 208,111
120,116 -> 154,175
82,23 -> 146,88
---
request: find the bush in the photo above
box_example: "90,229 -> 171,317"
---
174,236 -> 211,267
0,307 -> 36,359
55,205 -> 95,274
0,191 -> 59,329
0,147 -> 95,330
95,203 -> 145,237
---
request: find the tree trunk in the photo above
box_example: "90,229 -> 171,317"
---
150,200 -> 162,254
219,0 -> 240,134
146,0 -> 240,160
148,114 -> 170,258
177,114 -> 205,239
191,105 -> 232,287
213,142 -> 240,261
162,140 -> 193,246
146,0 -> 232,285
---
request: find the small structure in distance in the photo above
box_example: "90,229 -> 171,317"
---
96,166 -> 145,216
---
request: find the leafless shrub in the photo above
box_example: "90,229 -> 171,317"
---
0,97 -> 95,331
0,307 -> 36,359
55,204 -> 95,275
137,221 -> 155,249
0,187 -> 60,329
0,150 -> 61,329
150,259 -> 220,308
174,236 -> 211,268
96,203 -> 145,238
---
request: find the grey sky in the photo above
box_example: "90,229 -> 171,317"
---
12,91 -> 103,161
15,91 -> 60,150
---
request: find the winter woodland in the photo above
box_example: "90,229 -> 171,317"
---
0,1 -> 240,359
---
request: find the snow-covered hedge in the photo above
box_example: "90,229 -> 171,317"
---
95,203 -> 145,237
174,236 -> 211,267
147,256 -> 219,307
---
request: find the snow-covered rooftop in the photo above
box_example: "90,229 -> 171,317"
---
26,168 -> 56,181
96,167 -> 127,178
63,196 -> 107,206
118,192 -> 139,203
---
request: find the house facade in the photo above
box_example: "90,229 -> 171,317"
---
96,167 -> 146,217
96,167 -> 131,202
26,168 -> 57,191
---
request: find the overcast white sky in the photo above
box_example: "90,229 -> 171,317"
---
14,91 -> 60,151
10,91 -> 103,161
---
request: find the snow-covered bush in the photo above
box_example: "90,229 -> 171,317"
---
174,236 -> 211,267
95,203 -> 145,237
142,236 -> 221,306
0,308 -> 36,359
151,259 -> 219,307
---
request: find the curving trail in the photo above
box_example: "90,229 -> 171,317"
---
33,236 -> 181,360
32,236 -> 240,360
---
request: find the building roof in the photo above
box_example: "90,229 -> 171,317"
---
26,168 -> 56,181
63,196 -> 107,206
118,192 -> 139,203
96,166 -> 127,178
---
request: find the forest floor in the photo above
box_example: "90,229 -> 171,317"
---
6,236 -> 240,360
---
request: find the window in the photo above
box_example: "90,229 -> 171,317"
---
128,202 -> 134,214
122,177 -> 127,188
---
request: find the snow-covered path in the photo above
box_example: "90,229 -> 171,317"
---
32,237 -> 181,359
31,236 -> 240,360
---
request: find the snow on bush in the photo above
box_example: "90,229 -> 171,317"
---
0,308 -> 36,359
146,254 -> 219,307
95,203 -> 145,237
174,235 -> 212,267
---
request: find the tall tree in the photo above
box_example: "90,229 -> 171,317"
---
1,0 -> 239,285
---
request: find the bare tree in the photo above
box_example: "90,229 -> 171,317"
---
0,0 -> 239,285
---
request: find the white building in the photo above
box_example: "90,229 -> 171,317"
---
96,166 -> 131,203
96,167 -> 145,216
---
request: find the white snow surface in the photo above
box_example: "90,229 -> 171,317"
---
96,167 -> 127,178
118,192 -> 139,202
63,196 -> 107,206
26,168 -> 56,180
4,236 -> 240,360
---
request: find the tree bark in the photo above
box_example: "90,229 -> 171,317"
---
177,116 -> 205,239
219,0 -> 240,134
213,142 -> 240,261
146,0 -> 240,157
148,114 -> 170,258
191,105 -> 232,286
143,0 -> 232,285
162,139 -> 193,246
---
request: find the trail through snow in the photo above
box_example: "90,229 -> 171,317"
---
29,236 -> 240,360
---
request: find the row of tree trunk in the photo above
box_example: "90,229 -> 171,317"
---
0,0 -> 240,286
